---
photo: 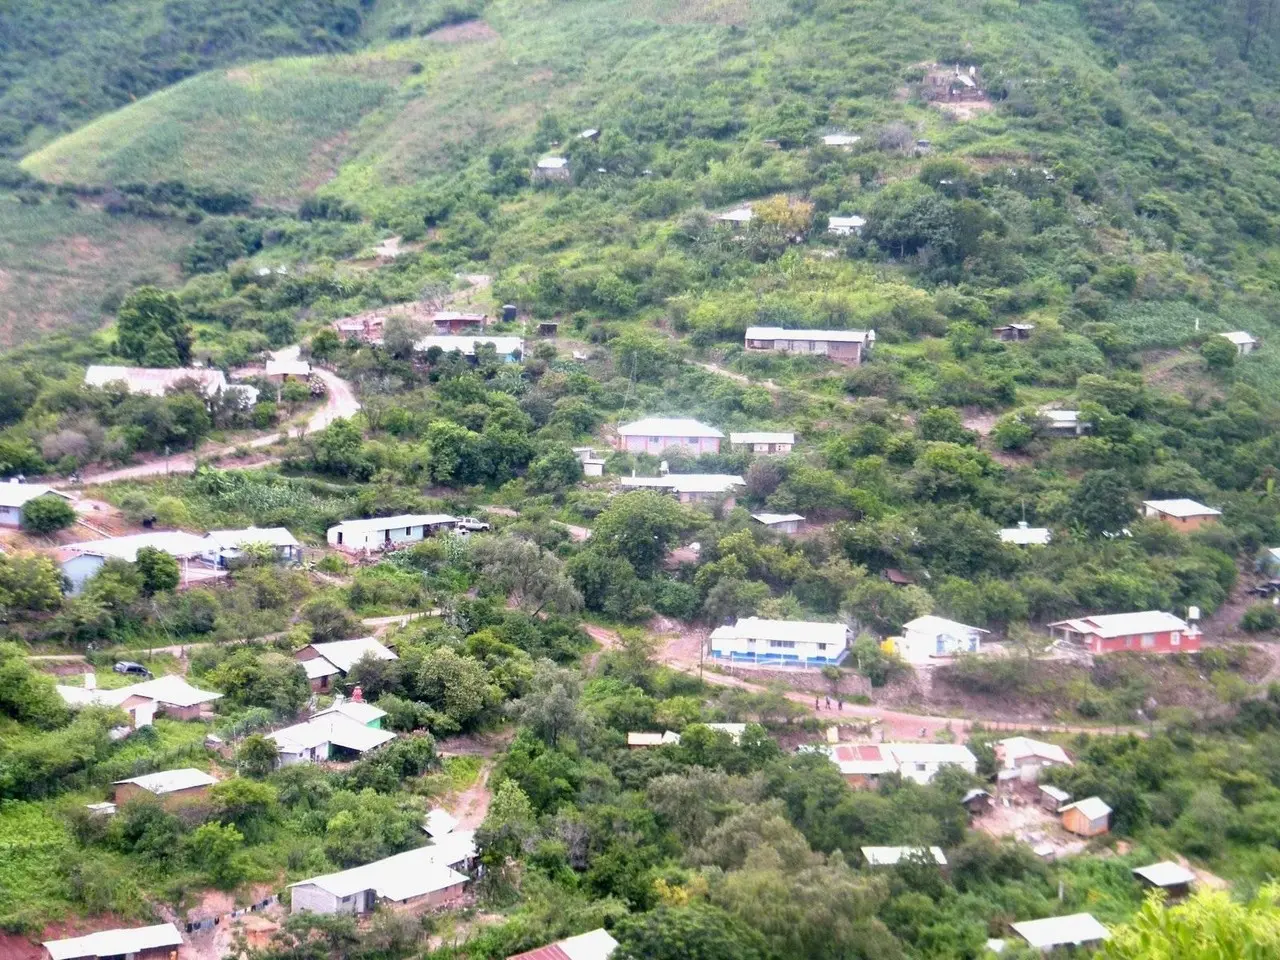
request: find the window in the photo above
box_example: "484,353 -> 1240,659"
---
1171,632 -> 1181,645
650,436 -> 660,443
769,639 -> 796,649
817,643 -> 827,651
1141,633 -> 1156,648
336,531 -> 343,545
915,763 -> 927,772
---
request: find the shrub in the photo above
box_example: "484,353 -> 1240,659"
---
20,495 -> 76,534
1241,603 -> 1280,634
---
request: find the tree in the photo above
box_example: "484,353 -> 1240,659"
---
1202,335 -> 1238,371
210,777 -> 277,841
473,537 -> 583,615
185,822 -> 245,887
309,327 -> 341,361
0,553 -> 64,616
475,778 -> 537,894
593,491 -> 694,577
310,418 -> 372,480
1099,884 -> 1280,958
116,286 -> 192,366
209,650 -> 308,714
414,647 -> 498,731
1070,469 -> 1136,536
134,546 -> 180,594
614,904 -> 768,960
300,596 -> 360,642
20,495 -> 76,535
509,660 -> 584,748
235,734 -> 280,779
526,445 -> 584,493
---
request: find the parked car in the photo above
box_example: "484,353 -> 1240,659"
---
113,661 -> 152,678
456,517 -> 491,532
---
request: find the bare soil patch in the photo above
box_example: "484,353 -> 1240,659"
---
426,19 -> 499,43
300,132 -> 352,195
225,68 -> 253,83
936,98 -> 994,119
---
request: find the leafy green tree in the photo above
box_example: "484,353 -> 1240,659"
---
185,822 -> 246,888
0,553 -> 64,615
509,660 -> 584,748
526,445 -> 584,493
116,286 -> 192,366
1070,469 -> 1136,536
473,537 -> 582,615
1100,884 -> 1280,958
20,495 -> 76,534
593,491 -> 694,577
300,595 -> 360,642
476,778 -> 537,894
135,546 -> 180,594
413,647 -> 499,731
1201,335 -> 1238,371
310,418 -> 372,480
235,733 -> 280,779
615,904 -> 768,960
209,650 -> 308,714
0,643 -> 71,728
309,327 -> 341,360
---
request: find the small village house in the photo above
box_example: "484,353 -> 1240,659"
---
59,531 -> 220,595
1039,785 -> 1072,812
826,215 -> 866,236
822,743 -> 898,788
861,846 -> 947,867
533,156 -> 571,181
1142,498 -> 1221,530
999,522 -> 1051,546
313,696 -> 386,730
58,674 -> 223,725
1220,330 -> 1258,355
994,737 -> 1072,783
626,731 -> 682,749
883,568 -> 915,586
614,417 -> 724,455
113,769 -> 217,807
993,323 -> 1035,341
84,365 -> 257,407
897,615 -> 986,663
730,431 -> 795,455
821,133 -> 861,149
744,326 -> 875,365
715,205 -> 754,226
1049,610 -> 1200,655
580,128 -> 601,141
264,359 -> 311,382
508,929 -> 618,960
326,514 -> 458,552
202,527 -> 301,567
0,480 -> 74,529
268,711 -> 396,765
751,512 -> 805,534
709,617 -> 850,666
1060,796 -> 1111,837
618,474 -> 743,507
537,321 -> 559,336
334,316 -> 384,342
1010,914 -> 1109,952
1132,861 -> 1195,900
1041,409 -> 1089,436
44,923 -> 184,960
414,335 -> 524,363
886,743 -> 978,785
295,636 -> 398,692
430,311 -> 487,334
961,788 -> 992,816
289,842 -> 472,916
424,808 -> 459,838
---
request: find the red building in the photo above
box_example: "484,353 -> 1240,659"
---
1049,611 -> 1200,655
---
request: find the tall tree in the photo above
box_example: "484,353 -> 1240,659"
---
116,287 -> 192,366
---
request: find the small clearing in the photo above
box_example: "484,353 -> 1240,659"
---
426,19 -> 500,43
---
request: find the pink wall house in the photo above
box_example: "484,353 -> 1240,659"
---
614,417 -> 723,455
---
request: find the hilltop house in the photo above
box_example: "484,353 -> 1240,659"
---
1220,331 -> 1258,355
1048,610 -> 1200,655
202,527 -> 301,567
861,846 -> 947,867
1000,522 -> 1051,545
326,514 -> 458,552
709,617 -> 849,666
1142,498 -> 1221,530
743,326 -> 875,364
508,930 -> 618,960
289,838 -> 474,916
414,335 -> 523,363
715,205 -> 754,226
614,417 -> 723,455
113,768 -> 217,807
1010,914 -> 1109,952
1060,796 -> 1112,837
1132,861 -> 1195,900
821,133 -> 861,149
1041,410 -> 1089,436
827,215 -> 866,236
533,157 -> 571,181
729,431 -> 795,455
59,531 -> 219,594
269,711 -> 395,765
84,365 -> 258,407
295,636 -> 398,692
0,480 -> 74,529
822,742 -> 976,787
430,311 -> 487,334
993,323 -> 1035,341
43,923 -> 184,960
751,512 -> 805,534
897,615 -> 986,663
58,673 -> 223,726
618,474 -> 744,507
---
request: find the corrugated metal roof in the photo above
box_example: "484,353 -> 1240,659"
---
885,743 -> 977,765
303,636 -> 398,673
1000,525 -> 1051,545
315,700 -> 387,726
265,359 -> 312,376
59,675 -> 222,710
903,615 -> 988,637
1221,331 -> 1257,345
291,845 -> 469,901
861,846 -> 947,866
751,513 -> 806,525
730,431 -> 795,444
744,326 -> 873,344
619,474 -> 743,494
44,923 -> 184,960
1050,610 -> 1190,638
114,768 -> 216,795
85,365 -> 227,397
0,481 -> 62,508
997,737 -> 1072,767
1011,913 -> 1109,949
205,527 -> 300,551
1060,796 -> 1111,820
1132,861 -> 1196,887
1143,498 -> 1221,518
329,514 -> 457,537
270,713 -> 395,754
616,417 -> 723,438
424,808 -> 458,838
710,616 -> 847,646
508,929 -> 618,960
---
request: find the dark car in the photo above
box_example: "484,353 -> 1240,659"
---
113,661 -> 152,678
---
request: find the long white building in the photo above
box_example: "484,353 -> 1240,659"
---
709,617 -> 850,667
327,514 -> 458,552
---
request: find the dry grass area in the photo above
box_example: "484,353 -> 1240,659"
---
426,20 -> 500,43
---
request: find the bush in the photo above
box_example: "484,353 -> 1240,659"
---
20,495 -> 76,534
1241,603 -> 1280,634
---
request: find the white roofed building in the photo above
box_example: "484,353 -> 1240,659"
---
414,335 -> 524,362
85,365 -> 227,397
1041,409 -> 1089,436
898,615 -> 987,663
57,673 -> 222,725
534,156 -> 572,181
269,712 -> 395,765
1000,522 -> 1051,545
203,526 -> 301,566
709,617 -> 849,667
744,326 -> 874,364
327,514 -> 458,553
1133,861 -> 1195,896
508,929 -> 619,960
1142,498 -> 1221,530
716,205 -> 754,225
751,512 -> 805,534
994,737 -> 1072,782
618,473 -> 743,506
265,359 -> 312,381
883,743 -> 978,784
0,480 -> 73,529
822,133 -> 861,148
614,417 -> 723,455
424,808 -> 459,837
1049,610 -> 1200,655
1220,330 -> 1258,355
289,843 -> 471,916
296,636 -> 397,692
861,846 -> 947,866
827,214 -> 866,236
1011,914 -> 1109,951
44,922 -> 184,960
113,768 -> 216,806
60,530 -> 221,595
730,431 -> 795,455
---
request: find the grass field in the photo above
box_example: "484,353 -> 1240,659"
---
0,198 -> 194,347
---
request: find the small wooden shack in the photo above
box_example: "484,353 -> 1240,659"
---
1132,861 -> 1195,901
1039,784 -> 1071,812
1060,796 -> 1111,837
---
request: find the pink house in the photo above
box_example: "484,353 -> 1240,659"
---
1049,611 -> 1200,655
614,417 -> 723,455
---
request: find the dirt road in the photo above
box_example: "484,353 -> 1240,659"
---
453,762 -> 494,830
58,350 -> 360,487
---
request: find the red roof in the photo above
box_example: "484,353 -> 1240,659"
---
833,744 -> 885,762
884,568 -> 915,585
509,949 -> 569,960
